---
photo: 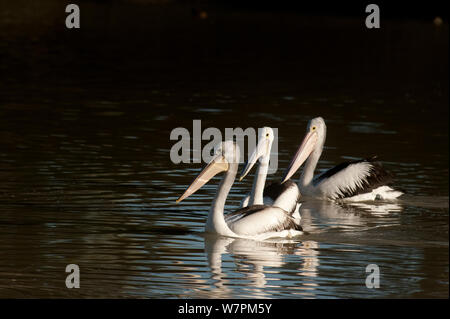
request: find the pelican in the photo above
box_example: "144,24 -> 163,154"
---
239,127 -> 301,219
282,117 -> 403,201
176,140 -> 303,240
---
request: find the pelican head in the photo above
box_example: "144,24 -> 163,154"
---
176,140 -> 239,203
239,127 -> 274,181
281,117 -> 326,183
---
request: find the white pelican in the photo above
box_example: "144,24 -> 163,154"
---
239,127 -> 301,218
282,117 -> 403,201
176,140 -> 303,240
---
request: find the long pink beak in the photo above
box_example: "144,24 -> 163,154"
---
176,155 -> 229,203
281,131 -> 318,183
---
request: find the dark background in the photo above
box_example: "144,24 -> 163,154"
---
0,0 -> 448,101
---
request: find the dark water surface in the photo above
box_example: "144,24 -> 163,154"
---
0,2 -> 448,298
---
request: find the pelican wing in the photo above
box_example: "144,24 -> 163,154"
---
226,205 -> 301,236
225,205 -> 269,224
240,180 -> 300,214
263,180 -> 301,214
264,180 -> 297,200
313,157 -> 394,200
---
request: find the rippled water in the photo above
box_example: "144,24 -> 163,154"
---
0,2 -> 448,298
0,93 -> 447,298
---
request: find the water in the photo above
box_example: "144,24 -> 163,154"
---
0,2 -> 448,298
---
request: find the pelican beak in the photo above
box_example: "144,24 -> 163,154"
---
281,131 -> 318,183
239,139 -> 268,182
176,155 -> 229,203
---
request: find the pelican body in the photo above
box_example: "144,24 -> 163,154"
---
282,117 -> 403,201
177,141 -> 302,240
239,127 -> 301,219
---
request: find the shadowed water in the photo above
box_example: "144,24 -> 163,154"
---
0,1 -> 448,298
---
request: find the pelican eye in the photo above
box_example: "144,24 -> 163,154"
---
312,126 -> 316,131
266,133 -> 269,137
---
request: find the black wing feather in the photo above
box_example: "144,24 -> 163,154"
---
226,205 -> 269,220
262,180 -> 301,214
226,204 -> 303,232
263,180 -> 301,202
313,156 -> 394,199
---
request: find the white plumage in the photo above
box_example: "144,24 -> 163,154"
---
177,141 -> 303,240
228,207 -> 297,236
316,161 -> 372,199
239,127 -> 301,217
282,117 -> 403,201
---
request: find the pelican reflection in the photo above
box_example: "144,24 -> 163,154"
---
203,235 -> 320,298
298,199 -> 403,233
